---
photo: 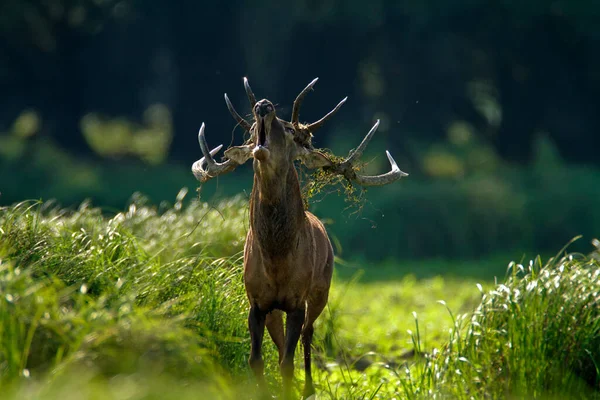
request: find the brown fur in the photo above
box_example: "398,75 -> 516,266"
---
245,165 -> 334,313
244,100 -> 334,399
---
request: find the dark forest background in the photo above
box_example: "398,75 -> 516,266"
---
1,0 -> 599,260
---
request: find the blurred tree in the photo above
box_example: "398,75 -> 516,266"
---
1,0 -> 599,165
0,0 -> 131,157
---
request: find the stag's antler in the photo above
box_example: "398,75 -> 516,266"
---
291,78 -> 347,131
337,120 -> 408,186
223,77 -> 259,132
244,77 -> 257,108
196,77 -> 407,186
224,94 -> 252,131
300,120 -> 408,186
192,123 -> 252,182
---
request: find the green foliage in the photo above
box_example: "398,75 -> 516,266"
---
313,246 -> 600,399
0,195 -> 257,390
407,244 -> 600,398
1,195 -> 599,399
81,104 -> 173,165
0,135 -> 206,208
3,135 -> 600,260
336,165 -> 600,260
462,253 -> 600,396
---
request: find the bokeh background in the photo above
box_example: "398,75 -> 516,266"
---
2,0 -> 599,261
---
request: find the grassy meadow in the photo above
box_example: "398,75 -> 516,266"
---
1,190 -> 599,399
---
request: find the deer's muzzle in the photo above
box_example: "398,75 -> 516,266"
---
255,99 -> 274,118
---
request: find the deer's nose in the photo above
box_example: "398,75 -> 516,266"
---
255,100 -> 274,117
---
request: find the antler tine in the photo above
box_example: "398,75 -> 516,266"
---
243,77 -> 257,108
307,96 -> 347,132
197,123 -> 217,165
192,123 -> 236,182
224,93 -> 252,131
292,77 -> 319,124
353,150 -> 409,186
345,119 -> 380,166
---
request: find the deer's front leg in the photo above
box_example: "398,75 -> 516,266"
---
281,307 -> 306,399
248,306 -> 267,391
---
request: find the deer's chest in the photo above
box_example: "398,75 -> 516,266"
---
244,231 -> 316,312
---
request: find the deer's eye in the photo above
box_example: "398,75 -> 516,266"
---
285,126 -> 295,134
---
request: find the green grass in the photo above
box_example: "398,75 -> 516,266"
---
1,192 -> 599,398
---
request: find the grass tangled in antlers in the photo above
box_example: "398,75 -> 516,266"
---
300,151 -> 367,214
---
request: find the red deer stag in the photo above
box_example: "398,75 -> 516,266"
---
192,78 -> 407,399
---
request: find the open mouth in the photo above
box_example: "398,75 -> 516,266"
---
257,119 -> 267,147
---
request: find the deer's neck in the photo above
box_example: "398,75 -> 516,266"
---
250,163 -> 305,258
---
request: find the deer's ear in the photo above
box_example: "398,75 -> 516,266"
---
224,145 -> 253,164
297,148 -> 333,169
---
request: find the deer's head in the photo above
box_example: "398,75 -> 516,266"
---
192,78 -> 408,187
251,99 -> 295,166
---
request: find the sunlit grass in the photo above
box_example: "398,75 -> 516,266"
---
317,246 -> 600,399
1,193 -> 598,399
